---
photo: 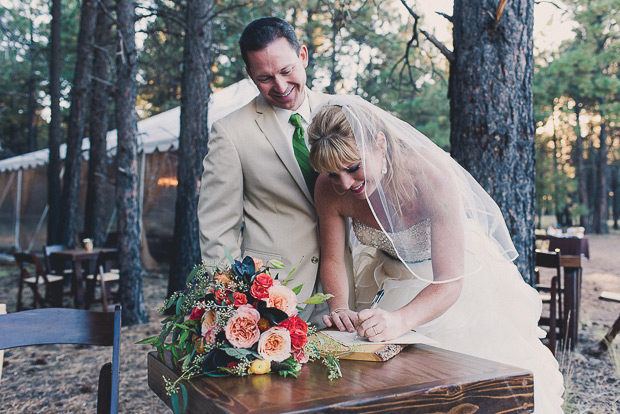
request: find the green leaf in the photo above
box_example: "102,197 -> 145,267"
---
268,259 -> 285,269
223,245 -> 235,264
291,284 -> 302,295
302,293 -> 334,305
135,335 -> 157,345
221,347 -> 260,359
176,296 -> 185,315
180,384 -> 188,413
171,391 -> 180,414
186,265 -> 200,284
280,257 -> 302,286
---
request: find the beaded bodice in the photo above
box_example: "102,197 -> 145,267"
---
352,218 -> 432,263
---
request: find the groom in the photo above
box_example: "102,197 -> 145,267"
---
198,17 -> 354,325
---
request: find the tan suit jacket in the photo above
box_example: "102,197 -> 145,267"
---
198,89 -> 354,325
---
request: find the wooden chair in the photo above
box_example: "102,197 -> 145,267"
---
85,250 -> 120,312
14,252 -> 65,311
535,249 -> 562,354
42,244 -> 72,275
0,305 -> 121,413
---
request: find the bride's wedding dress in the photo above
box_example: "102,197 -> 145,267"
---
352,218 -> 565,413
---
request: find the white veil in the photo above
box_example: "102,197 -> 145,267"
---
311,95 -> 517,284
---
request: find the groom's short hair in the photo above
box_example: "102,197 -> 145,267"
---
239,17 -> 301,66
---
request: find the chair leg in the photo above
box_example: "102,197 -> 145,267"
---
100,278 -> 109,313
97,362 -> 112,414
548,276 -> 558,355
598,314 -> 620,353
17,277 -> 25,311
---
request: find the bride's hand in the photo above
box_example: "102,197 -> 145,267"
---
323,309 -> 359,333
357,308 -> 408,342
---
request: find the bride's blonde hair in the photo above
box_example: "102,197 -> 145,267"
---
308,104 -> 416,210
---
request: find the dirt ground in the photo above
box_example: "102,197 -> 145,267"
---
0,233 -> 619,413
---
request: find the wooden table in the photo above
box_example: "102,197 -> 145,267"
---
147,346 -> 534,413
50,248 -> 117,309
536,235 -> 590,259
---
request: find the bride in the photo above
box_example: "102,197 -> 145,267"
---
307,96 -> 564,413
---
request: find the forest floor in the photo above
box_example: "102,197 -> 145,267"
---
0,232 -> 619,413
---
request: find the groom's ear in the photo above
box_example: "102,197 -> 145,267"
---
245,66 -> 254,81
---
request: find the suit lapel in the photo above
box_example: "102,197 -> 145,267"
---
255,94 -> 314,203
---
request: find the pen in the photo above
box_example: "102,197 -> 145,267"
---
354,289 -> 385,341
370,289 -> 385,310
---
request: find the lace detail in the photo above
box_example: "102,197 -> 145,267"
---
352,218 -> 431,263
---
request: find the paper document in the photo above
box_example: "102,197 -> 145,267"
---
320,330 -> 438,346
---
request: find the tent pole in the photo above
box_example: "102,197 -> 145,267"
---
27,204 -> 49,252
15,169 -> 22,251
0,171 -> 16,208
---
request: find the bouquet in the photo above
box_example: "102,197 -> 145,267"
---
141,254 -> 345,407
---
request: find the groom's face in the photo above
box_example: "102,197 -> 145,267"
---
246,37 -> 308,111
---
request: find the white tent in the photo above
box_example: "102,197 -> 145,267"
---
0,79 -> 258,253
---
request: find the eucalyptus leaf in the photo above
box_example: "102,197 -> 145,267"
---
221,347 -> 260,359
186,265 -> 200,284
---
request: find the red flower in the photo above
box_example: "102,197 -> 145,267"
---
254,273 -> 273,288
233,292 -> 248,307
289,330 -> 308,350
251,273 -> 273,300
227,362 -> 238,369
251,284 -> 269,300
215,289 -> 232,305
279,316 -> 308,334
189,303 -> 205,321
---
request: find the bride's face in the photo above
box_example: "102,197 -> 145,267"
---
328,141 -> 385,199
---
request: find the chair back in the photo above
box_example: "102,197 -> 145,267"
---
96,250 -> 119,274
14,252 -> 53,284
42,244 -> 69,274
0,305 -> 121,414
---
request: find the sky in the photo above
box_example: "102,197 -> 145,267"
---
415,0 -> 576,53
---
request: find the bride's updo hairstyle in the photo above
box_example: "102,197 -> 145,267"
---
308,103 -> 416,209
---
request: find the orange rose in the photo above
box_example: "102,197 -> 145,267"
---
252,258 -> 263,272
201,309 -> 217,336
214,272 -> 233,287
267,285 -> 298,317
257,327 -> 291,362
224,305 -> 261,348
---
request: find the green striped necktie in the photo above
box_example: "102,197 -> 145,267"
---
289,113 -> 318,195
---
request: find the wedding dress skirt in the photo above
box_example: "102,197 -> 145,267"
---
352,219 -> 565,413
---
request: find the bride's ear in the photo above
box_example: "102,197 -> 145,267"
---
376,132 -> 387,152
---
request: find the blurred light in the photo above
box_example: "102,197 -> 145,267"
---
157,177 -> 178,187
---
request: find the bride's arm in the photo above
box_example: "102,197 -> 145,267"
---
315,175 -> 359,332
358,168 -> 465,341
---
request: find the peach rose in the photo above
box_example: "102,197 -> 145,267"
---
224,305 -> 261,348
257,327 -> 291,362
267,285 -> 298,317
201,310 -> 217,336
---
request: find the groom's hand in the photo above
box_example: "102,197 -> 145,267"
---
323,309 -> 359,333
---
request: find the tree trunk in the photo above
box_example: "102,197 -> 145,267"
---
593,118 -> 608,233
167,0 -> 214,297
60,0 -> 98,247
449,0 -> 536,284
574,101 -> 589,230
84,0 -> 114,247
116,0 -> 147,325
47,0 -> 62,246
